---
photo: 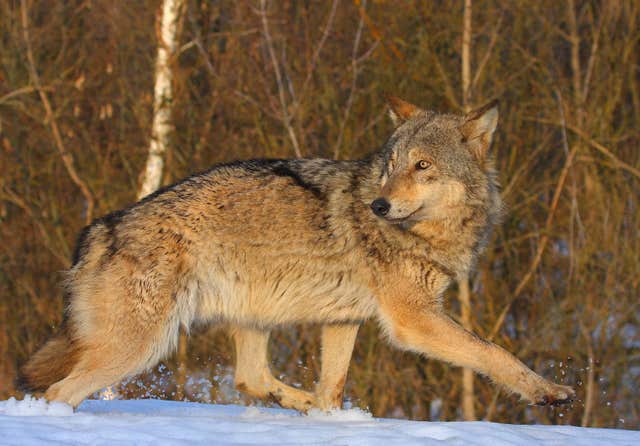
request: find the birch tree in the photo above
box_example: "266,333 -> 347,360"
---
138,0 -> 185,200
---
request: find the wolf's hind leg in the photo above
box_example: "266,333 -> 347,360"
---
232,327 -> 315,411
44,305 -> 179,407
44,341 -> 155,408
315,323 -> 359,410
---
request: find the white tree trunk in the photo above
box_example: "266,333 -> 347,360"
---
138,0 -> 185,200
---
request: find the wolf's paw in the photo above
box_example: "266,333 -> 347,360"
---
532,384 -> 575,406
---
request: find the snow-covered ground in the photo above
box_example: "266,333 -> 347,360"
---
0,397 -> 637,445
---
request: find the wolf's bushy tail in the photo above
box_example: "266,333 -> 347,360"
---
16,325 -> 79,393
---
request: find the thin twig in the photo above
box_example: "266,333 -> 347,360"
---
461,0 -> 472,111
333,0 -> 366,160
567,0 -> 583,123
259,0 -> 302,158
580,325 -> 596,427
351,107 -> 386,147
186,7 -> 281,122
427,39 -> 461,110
20,0 -> 94,225
581,4 -> 605,103
488,111 -> 580,341
0,186 -> 69,266
0,85 -> 41,105
556,90 -> 581,285
501,139 -> 550,199
354,0 -> 405,66
483,388 -> 500,421
528,118 -> 640,180
470,13 -> 503,95
299,0 -> 340,101
528,3 -> 572,42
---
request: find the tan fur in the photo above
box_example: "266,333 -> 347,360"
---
19,98 -> 574,411
17,325 -> 79,393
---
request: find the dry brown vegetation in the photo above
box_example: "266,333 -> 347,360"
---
1,0 -> 638,428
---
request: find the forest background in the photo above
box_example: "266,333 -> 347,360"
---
1,0 -> 638,429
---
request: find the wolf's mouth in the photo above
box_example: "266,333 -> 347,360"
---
383,206 -> 423,224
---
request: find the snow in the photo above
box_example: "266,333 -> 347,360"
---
0,397 -> 637,446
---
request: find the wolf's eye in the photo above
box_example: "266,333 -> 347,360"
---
416,160 -> 432,170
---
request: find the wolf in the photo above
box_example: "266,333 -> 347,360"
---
18,97 -> 574,411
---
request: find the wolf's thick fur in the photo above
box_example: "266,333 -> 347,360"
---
19,98 -> 574,410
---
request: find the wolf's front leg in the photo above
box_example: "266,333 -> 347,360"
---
378,307 -> 574,406
315,323 -> 359,410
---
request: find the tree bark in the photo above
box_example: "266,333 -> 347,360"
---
138,0 -> 185,200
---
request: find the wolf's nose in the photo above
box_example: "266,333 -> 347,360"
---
371,198 -> 391,217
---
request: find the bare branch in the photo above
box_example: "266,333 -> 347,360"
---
532,118 -> 640,180
489,95 -> 579,342
186,10 -> 279,121
461,0 -> 472,111
20,0 -> 95,225
355,1 -> 405,66
581,3 -> 606,103
470,13 -> 503,95
333,0 -> 366,160
427,40 -> 461,110
259,0 -> 302,158
580,325 -> 596,426
567,0 -> 583,122
0,85 -> 41,106
0,186 -> 69,267
299,0 -> 340,100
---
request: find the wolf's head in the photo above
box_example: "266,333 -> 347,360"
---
371,97 -> 502,230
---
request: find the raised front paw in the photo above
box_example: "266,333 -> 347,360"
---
532,383 -> 576,406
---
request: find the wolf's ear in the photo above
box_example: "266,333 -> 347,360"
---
460,100 -> 499,159
385,95 -> 422,126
